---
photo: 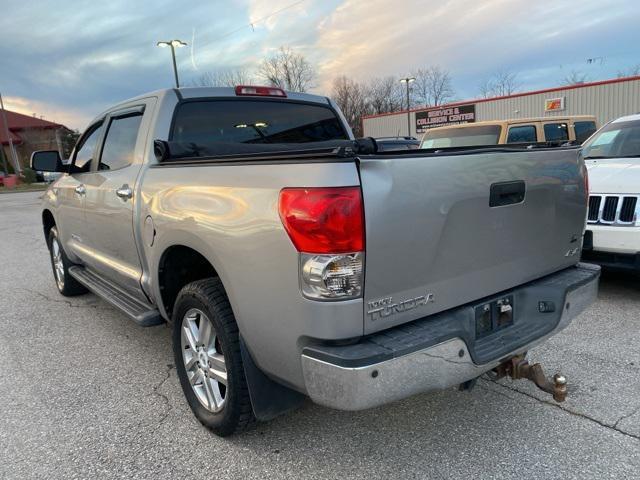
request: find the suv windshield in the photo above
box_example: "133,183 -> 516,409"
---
583,120 -> 640,159
421,125 -> 502,148
171,100 -> 348,145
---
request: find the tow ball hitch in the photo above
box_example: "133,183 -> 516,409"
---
493,354 -> 568,402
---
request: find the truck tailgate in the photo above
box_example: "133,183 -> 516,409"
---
359,147 -> 587,334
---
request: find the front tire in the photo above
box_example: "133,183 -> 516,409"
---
172,278 -> 255,436
47,227 -> 87,296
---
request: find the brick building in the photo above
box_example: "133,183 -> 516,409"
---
0,109 -> 75,173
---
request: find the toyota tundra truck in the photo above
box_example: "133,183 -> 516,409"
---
32,86 -> 600,436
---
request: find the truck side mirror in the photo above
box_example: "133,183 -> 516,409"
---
31,150 -> 64,172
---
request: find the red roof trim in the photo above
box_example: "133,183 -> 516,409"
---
362,75 -> 640,120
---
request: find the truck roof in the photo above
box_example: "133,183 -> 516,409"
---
90,87 -> 333,130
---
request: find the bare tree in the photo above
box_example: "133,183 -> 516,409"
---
617,64 -> 640,78
258,46 -> 315,92
479,70 -> 520,98
332,76 -> 368,136
365,77 -> 404,114
562,70 -> 589,85
192,67 -> 253,87
413,66 -> 455,106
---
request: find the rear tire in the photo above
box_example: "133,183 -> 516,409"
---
172,277 -> 255,436
47,227 -> 87,297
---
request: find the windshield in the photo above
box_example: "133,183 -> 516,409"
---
171,99 -> 348,145
420,125 -> 502,148
582,120 -> 640,159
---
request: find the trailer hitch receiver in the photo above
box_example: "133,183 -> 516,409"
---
493,354 -> 567,402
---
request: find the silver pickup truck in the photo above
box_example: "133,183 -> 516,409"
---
32,86 -> 600,436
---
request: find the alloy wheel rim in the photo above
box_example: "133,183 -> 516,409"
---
51,238 -> 65,291
181,308 -> 227,413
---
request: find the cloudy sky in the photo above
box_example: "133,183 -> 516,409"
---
1,0 -> 639,130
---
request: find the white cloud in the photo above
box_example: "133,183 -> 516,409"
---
312,0 -> 638,93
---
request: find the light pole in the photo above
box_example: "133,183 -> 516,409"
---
399,77 -> 415,137
157,40 -> 187,88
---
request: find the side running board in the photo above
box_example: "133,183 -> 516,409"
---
69,266 -> 164,327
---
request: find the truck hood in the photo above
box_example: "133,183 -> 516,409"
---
586,158 -> 640,193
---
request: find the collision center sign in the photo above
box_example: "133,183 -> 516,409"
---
415,104 -> 476,133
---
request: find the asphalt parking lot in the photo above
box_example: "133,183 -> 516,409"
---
1,191 -> 639,479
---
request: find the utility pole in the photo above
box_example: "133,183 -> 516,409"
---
399,77 -> 415,137
157,40 -> 188,88
0,92 -> 21,174
0,137 -> 8,175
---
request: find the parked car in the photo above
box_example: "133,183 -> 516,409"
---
581,113 -> 640,272
374,136 -> 420,151
32,86 -> 599,436
420,116 -> 598,148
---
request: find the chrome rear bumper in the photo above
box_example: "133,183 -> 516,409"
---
301,264 -> 599,411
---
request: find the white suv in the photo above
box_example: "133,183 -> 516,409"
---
582,113 -> 640,272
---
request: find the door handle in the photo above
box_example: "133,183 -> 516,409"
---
116,184 -> 133,200
489,181 -> 526,207
74,184 -> 86,195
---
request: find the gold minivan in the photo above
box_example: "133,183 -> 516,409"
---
420,115 -> 598,148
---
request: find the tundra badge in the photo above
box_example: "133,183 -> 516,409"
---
367,293 -> 435,321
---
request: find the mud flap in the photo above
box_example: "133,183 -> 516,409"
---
240,337 -> 305,421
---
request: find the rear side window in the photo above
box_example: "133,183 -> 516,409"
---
171,100 -> 348,144
574,121 -> 597,143
98,114 -> 143,171
506,125 -> 537,143
543,122 -> 569,142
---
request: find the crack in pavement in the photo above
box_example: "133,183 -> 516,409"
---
614,403 -> 640,430
480,378 -> 640,442
24,288 -> 108,310
149,363 -> 175,431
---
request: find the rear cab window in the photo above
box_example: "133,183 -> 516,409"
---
506,125 -> 537,143
420,125 -> 502,148
170,100 -> 348,146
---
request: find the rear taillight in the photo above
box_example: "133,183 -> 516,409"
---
279,187 -> 365,300
235,85 -> 287,97
279,187 -> 364,254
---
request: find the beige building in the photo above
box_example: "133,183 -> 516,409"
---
362,76 -> 640,138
